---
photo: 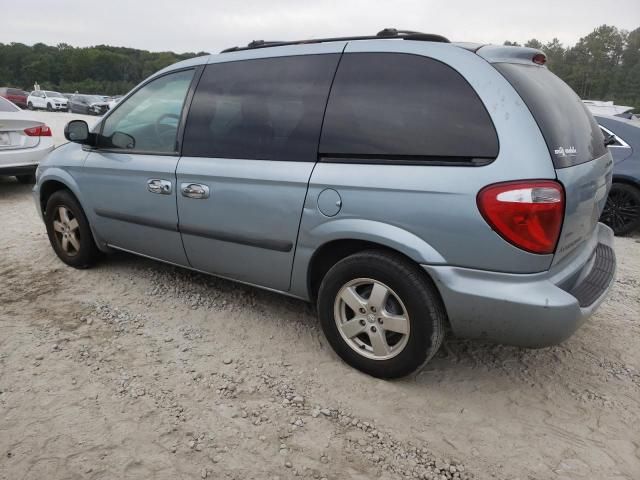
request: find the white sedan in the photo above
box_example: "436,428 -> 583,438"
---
0,97 -> 54,183
27,90 -> 68,112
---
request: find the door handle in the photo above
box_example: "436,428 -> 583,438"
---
181,183 -> 210,199
147,179 -> 172,195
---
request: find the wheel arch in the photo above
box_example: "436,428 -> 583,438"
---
39,170 -> 83,215
298,219 -> 446,302
612,174 -> 640,190
38,171 -> 109,252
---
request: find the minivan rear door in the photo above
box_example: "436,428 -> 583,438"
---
493,61 -> 613,264
176,50 -> 342,291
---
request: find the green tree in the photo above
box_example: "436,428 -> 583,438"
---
524,39 -> 543,49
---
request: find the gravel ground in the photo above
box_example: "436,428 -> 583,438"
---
1,112 -> 639,479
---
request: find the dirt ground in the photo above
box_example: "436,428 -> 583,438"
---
1,121 -> 639,479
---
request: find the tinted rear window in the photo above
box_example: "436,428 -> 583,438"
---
319,53 -> 499,163
183,54 -> 340,161
495,63 -> 607,168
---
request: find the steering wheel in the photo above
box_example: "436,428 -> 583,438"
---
154,113 -> 181,147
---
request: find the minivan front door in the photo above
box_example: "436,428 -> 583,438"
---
176,52 -> 341,291
78,68 -> 196,265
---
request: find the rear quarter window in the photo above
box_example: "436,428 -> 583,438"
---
494,63 -> 607,168
319,52 -> 499,164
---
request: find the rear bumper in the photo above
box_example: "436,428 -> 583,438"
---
424,223 -> 616,347
0,141 -> 54,175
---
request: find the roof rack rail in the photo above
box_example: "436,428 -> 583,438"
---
221,28 -> 450,53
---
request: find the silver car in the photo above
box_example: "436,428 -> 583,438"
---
0,96 -> 54,183
33,29 -> 616,378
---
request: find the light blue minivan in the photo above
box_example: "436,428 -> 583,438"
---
34,29 -> 616,378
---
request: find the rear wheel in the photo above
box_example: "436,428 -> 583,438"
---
317,250 -> 446,378
16,174 -> 35,184
44,190 -> 99,268
601,183 -> 640,236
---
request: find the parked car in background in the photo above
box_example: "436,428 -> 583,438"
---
107,95 -> 123,110
27,90 -> 69,111
584,100 -> 634,117
596,115 -> 640,235
0,87 -> 28,109
68,95 -> 110,115
0,96 -> 54,183
34,30 -> 616,378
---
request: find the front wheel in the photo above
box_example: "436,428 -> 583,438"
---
46,103 -> 53,111
27,102 -> 34,110
317,250 -> 446,378
601,183 -> 640,236
44,190 -> 99,268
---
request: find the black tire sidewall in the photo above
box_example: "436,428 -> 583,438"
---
45,190 -> 97,268
318,251 -> 444,378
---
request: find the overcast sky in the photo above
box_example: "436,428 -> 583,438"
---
2,0 -> 639,53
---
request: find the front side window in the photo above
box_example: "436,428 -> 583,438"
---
100,69 -> 194,153
182,54 -> 340,161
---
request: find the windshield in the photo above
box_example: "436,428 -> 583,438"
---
44,91 -> 63,97
0,96 -> 20,112
495,63 -> 607,168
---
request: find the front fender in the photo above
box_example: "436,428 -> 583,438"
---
37,168 -> 84,209
289,217 -> 446,299
35,166 -> 109,252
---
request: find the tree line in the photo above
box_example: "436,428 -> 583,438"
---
0,24 -> 638,110
505,25 -> 640,110
0,43 -> 207,96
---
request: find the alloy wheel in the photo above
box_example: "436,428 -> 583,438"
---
602,187 -> 640,234
52,206 -> 81,256
333,278 -> 410,360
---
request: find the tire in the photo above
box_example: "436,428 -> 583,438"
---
317,250 -> 446,378
27,102 -> 34,110
601,183 -> 640,236
16,174 -> 35,184
44,190 -> 99,269
46,103 -> 52,111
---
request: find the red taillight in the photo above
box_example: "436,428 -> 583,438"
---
24,125 -> 52,137
477,180 -> 564,255
532,53 -> 547,65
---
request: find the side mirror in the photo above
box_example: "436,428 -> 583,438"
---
64,120 -> 90,143
111,131 -> 135,149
